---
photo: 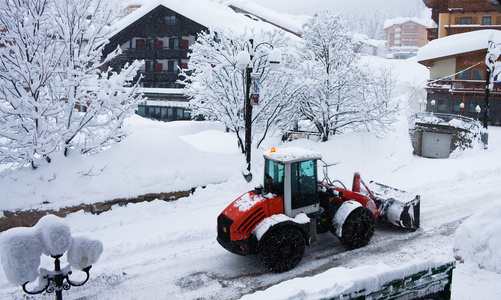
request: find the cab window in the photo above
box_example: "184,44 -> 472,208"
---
264,159 -> 284,195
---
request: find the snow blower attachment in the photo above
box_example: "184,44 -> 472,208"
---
217,147 -> 421,273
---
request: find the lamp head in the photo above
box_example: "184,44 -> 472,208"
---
236,51 -> 251,70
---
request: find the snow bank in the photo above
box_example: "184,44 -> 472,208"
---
240,258 -> 453,300
454,200 -> 501,274
0,116 -> 244,212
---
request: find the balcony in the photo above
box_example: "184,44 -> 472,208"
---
426,79 -> 501,95
109,48 -> 189,65
447,0 -> 497,12
427,28 -> 438,41
137,70 -> 181,84
445,25 -> 501,36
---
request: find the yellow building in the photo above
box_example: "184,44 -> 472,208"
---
424,0 -> 501,40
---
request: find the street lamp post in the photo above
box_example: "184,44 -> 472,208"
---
236,39 -> 281,182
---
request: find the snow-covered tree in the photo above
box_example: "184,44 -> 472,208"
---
291,11 -> 399,141
50,0 -> 143,156
0,0 -> 64,167
0,0 -> 143,168
181,28 -> 295,153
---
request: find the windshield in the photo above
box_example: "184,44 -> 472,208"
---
264,159 -> 284,195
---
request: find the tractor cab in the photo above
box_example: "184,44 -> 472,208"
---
263,147 -> 322,218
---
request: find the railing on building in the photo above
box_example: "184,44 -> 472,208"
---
109,48 -> 190,65
426,79 -> 501,95
427,28 -> 438,41
447,0 -> 497,12
445,25 -> 501,36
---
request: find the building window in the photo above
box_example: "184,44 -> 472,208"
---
483,16 -> 492,25
458,70 -> 470,80
168,60 -> 179,73
155,39 -> 164,49
145,60 -> 154,72
469,103 -> 479,113
472,70 -> 483,80
437,100 -> 446,112
460,17 -> 472,25
453,101 -> 463,112
136,39 -> 145,49
165,15 -> 177,25
169,38 -> 180,49
146,38 -> 155,49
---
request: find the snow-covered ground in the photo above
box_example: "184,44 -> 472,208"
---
1,56 -> 501,299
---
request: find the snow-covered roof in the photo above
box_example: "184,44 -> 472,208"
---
263,147 -> 322,163
417,29 -> 501,63
111,0 -> 284,37
383,17 -> 435,30
224,0 -> 310,35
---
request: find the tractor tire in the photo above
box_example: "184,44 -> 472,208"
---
337,206 -> 375,250
259,225 -> 305,273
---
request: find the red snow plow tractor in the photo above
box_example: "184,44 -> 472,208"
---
217,147 -> 420,273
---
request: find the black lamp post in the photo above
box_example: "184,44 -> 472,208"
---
22,255 -> 92,300
236,39 -> 282,182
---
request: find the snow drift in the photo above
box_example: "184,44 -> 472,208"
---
454,201 -> 501,274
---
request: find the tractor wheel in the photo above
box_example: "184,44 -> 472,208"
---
259,226 -> 305,273
337,207 -> 375,250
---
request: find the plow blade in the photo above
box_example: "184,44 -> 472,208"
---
368,181 -> 420,230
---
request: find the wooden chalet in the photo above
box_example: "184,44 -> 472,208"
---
103,0 -> 282,122
417,30 -> 501,125
424,0 -> 501,40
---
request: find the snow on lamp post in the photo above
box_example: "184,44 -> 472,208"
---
236,39 -> 282,182
0,215 -> 103,300
476,104 -> 482,120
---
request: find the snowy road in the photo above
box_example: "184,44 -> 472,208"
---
1,121 -> 501,299
3,153 -> 500,300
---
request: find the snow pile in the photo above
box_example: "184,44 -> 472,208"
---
417,30 -> 501,62
240,258 -> 453,300
454,200 -> 501,274
263,147 -> 322,163
35,214 -> 72,257
0,227 -> 43,285
233,192 -> 266,212
67,237 -> 104,271
0,116 -> 244,212
0,215 -> 103,285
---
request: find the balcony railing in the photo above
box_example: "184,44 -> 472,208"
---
427,28 -> 438,41
426,79 -> 501,95
447,0 -> 497,12
109,48 -> 189,65
445,25 -> 501,36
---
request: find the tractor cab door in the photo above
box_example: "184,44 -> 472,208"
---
285,159 -> 320,217
264,158 -> 285,196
